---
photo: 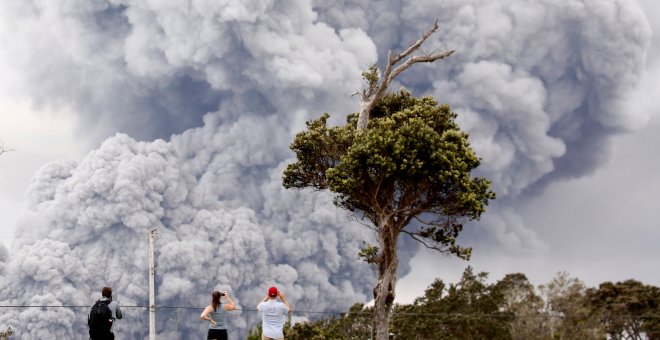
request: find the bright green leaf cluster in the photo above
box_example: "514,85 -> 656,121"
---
284,90 -> 495,259
357,243 -> 379,264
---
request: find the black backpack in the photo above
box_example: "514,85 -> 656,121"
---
88,299 -> 113,332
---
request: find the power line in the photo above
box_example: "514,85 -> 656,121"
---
0,305 -> 659,319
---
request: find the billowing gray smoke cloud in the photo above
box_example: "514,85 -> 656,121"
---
316,0 -> 652,249
0,132 -> 378,339
0,0 -> 651,338
434,0 -> 651,249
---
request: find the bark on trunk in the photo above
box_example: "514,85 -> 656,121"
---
357,100 -> 374,130
371,216 -> 399,340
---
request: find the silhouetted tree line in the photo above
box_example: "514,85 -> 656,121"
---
247,267 -> 660,340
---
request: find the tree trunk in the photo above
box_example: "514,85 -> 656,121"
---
371,216 -> 399,340
357,100 -> 374,130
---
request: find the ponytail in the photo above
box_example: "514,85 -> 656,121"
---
211,291 -> 222,311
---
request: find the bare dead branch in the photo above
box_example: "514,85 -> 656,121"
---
356,19 -> 454,130
389,49 -> 455,81
392,19 -> 440,65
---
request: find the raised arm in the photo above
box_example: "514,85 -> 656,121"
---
222,291 -> 237,311
279,291 -> 292,312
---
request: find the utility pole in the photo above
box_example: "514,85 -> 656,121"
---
148,228 -> 159,340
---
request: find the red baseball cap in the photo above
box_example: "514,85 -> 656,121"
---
268,286 -> 278,297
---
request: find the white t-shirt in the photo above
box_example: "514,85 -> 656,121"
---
257,299 -> 289,338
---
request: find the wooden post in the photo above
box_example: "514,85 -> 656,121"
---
148,228 -> 158,340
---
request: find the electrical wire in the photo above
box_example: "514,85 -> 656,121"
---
0,305 -> 659,319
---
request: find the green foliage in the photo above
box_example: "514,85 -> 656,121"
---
587,279 -> 660,339
276,269 -> 660,340
285,303 -> 372,340
285,322 -> 329,340
285,267 -> 515,340
390,267 -> 512,339
283,112 -> 357,191
284,90 -> 495,259
358,242 -> 379,264
492,273 -> 548,340
362,65 -> 379,90
539,272 -> 603,339
245,323 -> 262,340
284,89 -> 495,339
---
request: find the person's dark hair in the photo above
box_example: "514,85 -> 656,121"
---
101,287 -> 112,298
211,291 -> 222,311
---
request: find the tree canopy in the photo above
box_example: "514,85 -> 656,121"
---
283,89 -> 495,340
588,279 -> 660,339
284,90 -> 494,259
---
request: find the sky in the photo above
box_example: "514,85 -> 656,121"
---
1,0 -> 659,338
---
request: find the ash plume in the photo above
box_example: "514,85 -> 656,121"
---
0,0 -> 652,338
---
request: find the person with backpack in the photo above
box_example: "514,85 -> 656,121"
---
88,286 -> 122,340
200,290 -> 236,340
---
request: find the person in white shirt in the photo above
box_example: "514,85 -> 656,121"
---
257,287 -> 292,340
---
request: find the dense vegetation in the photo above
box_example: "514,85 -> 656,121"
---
247,267 -> 660,340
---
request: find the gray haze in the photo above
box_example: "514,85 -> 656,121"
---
0,0 -> 654,338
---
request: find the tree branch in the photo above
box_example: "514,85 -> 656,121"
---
357,19 -> 455,130
347,212 -> 379,232
389,50 -> 455,82
392,19 -> 441,65
401,229 -> 453,254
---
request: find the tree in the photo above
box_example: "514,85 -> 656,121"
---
439,267 -> 511,339
391,267 -> 511,339
538,272 -> 603,340
283,87 -> 495,340
492,273 -> 547,340
587,280 -> 660,340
